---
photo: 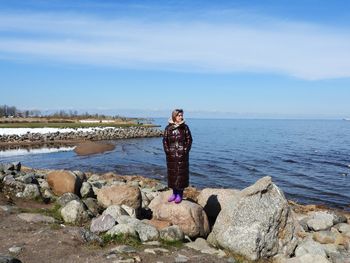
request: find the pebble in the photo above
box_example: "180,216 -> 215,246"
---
8,246 -> 22,254
144,248 -> 169,254
175,254 -> 189,262
112,259 -> 135,263
0,205 -> 11,212
142,241 -> 161,246
110,245 -> 137,254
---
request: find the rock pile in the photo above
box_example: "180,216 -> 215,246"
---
0,126 -> 162,144
1,162 -> 349,262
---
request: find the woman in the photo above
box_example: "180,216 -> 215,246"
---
163,109 -> 192,204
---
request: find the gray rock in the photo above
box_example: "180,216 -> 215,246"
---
0,206 -> 12,212
186,238 -> 211,251
112,259 -> 135,263
0,162 -> 19,174
16,174 -> 37,184
306,211 -> 334,231
72,171 -> 86,182
110,245 -> 137,253
295,238 -> 327,257
0,255 -> 22,263
57,193 -> 80,207
22,184 -> 41,199
3,175 -> 25,193
197,188 -> 240,219
37,178 -> 50,189
87,174 -> 100,182
127,181 -> 140,187
15,192 -> 24,198
61,200 -> 89,225
321,244 -> 339,256
80,182 -> 94,198
185,238 -> 226,257
332,213 -> 348,225
121,205 -> 137,218
79,228 -> 103,245
17,213 -> 55,223
313,230 -> 337,244
226,258 -> 237,263
298,217 -> 310,232
83,198 -> 103,216
102,205 -> 129,220
107,224 -> 138,237
175,254 -> 189,263
135,222 -> 159,242
3,175 -> 15,182
115,215 -> 140,225
160,225 -> 184,242
335,223 -> 350,237
90,214 -> 116,233
143,190 -> 159,202
12,162 -> 21,171
12,172 -> 25,179
208,176 -> 300,261
144,248 -> 169,254
90,180 -> 107,194
141,191 -> 150,208
328,251 -> 350,263
42,189 -> 55,200
152,183 -> 167,192
8,246 -> 22,254
282,254 -> 331,263
142,241 -> 161,246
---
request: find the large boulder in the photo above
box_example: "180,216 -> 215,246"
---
208,176 -> 300,261
148,190 -> 210,238
47,170 -> 82,196
97,185 -> 141,211
197,188 -> 240,219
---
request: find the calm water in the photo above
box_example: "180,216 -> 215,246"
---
1,119 -> 350,210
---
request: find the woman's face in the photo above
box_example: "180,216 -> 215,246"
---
175,113 -> 184,123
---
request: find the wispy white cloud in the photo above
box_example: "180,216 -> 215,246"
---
0,11 -> 349,80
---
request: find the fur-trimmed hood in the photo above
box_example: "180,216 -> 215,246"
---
168,117 -> 186,128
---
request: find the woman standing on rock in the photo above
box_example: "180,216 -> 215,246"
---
163,109 -> 192,204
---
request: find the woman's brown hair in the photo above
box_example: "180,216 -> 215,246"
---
172,109 -> 183,122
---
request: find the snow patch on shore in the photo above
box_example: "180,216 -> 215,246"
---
0,127 -> 118,136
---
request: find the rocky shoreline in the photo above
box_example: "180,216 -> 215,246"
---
1,162 -> 350,263
0,126 -> 163,148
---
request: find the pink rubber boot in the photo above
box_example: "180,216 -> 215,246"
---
174,194 -> 182,204
168,193 -> 176,202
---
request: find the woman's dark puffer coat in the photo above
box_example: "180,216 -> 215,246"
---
163,122 -> 192,189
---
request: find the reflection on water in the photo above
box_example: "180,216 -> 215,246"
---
0,146 -> 75,157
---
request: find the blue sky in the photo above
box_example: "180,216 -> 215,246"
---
0,0 -> 350,118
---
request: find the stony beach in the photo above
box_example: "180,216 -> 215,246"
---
0,162 -> 350,263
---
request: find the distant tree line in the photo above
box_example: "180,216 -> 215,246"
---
0,105 -> 41,118
0,104 -> 129,120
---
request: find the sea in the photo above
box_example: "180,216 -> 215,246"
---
1,118 -> 350,210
